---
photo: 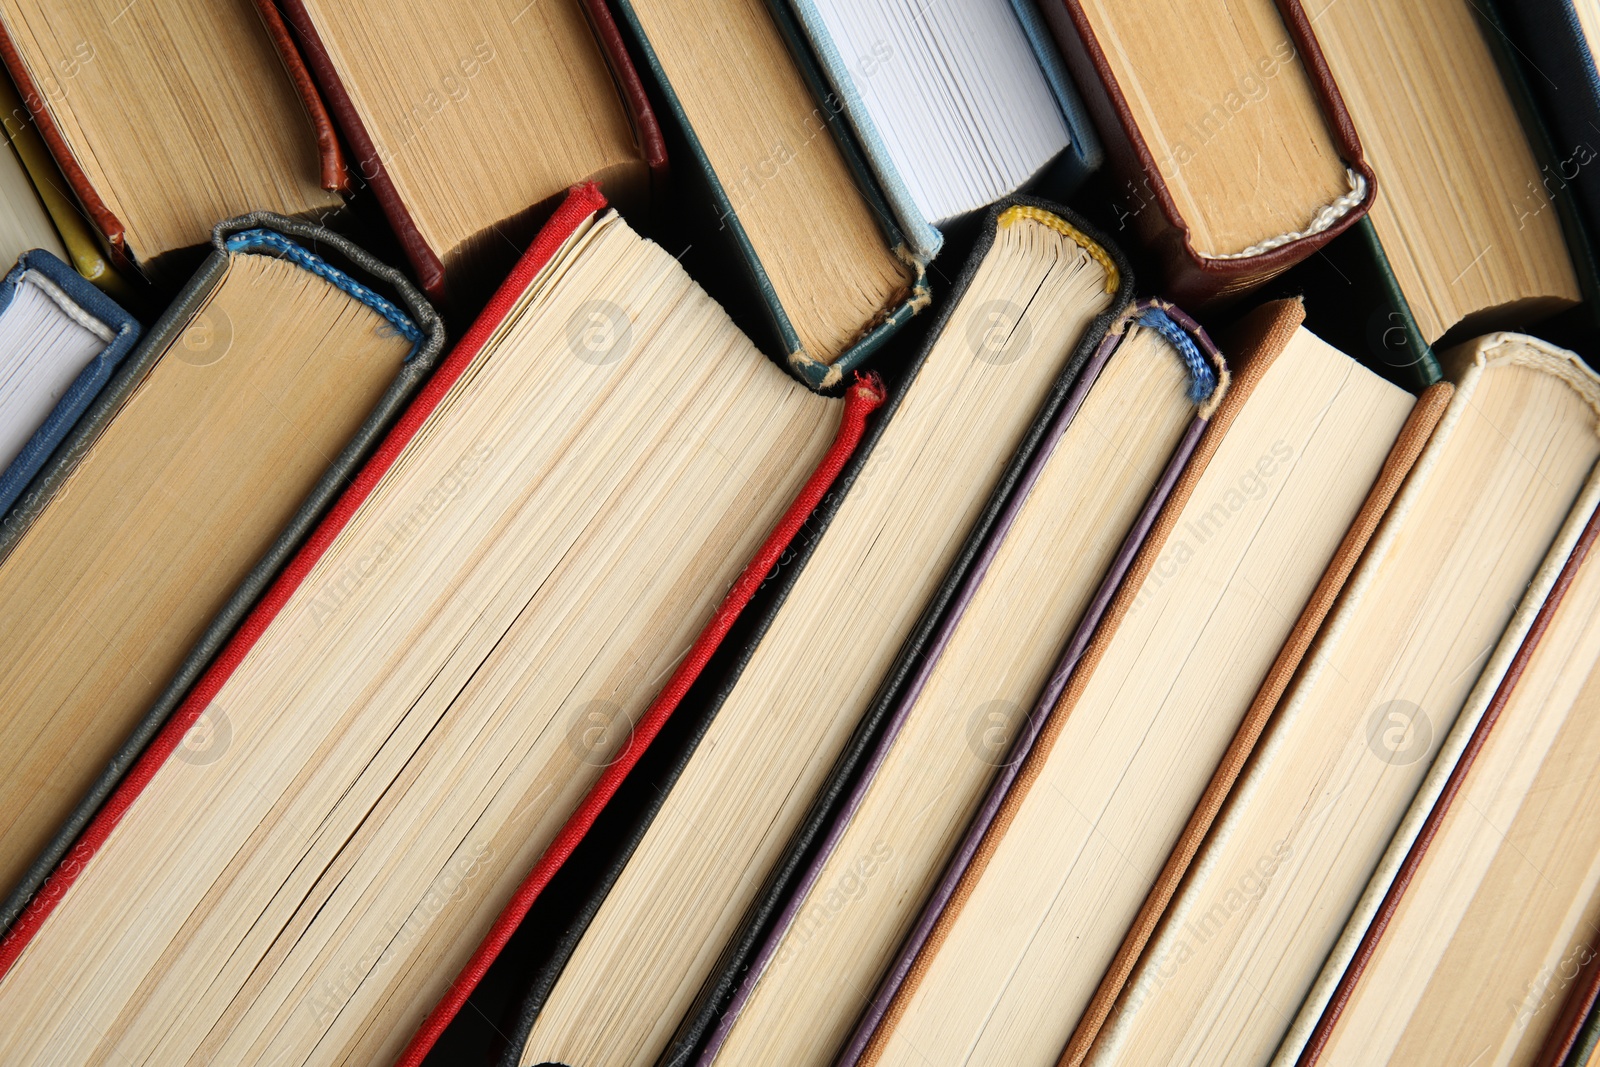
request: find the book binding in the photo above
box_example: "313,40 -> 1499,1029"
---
1293,506 -> 1600,1065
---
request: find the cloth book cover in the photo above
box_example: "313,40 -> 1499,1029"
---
0,183 -> 884,1066
0,212 -> 445,938
608,0 -> 930,390
782,0 -> 1102,262
463,194 -> 1133,1066
259,0 -> 667,303
1293,506 -> 1600,1066
0,248 -> 139,517
839,299 -> 1449,1066
1035,0 -> 1376,306
694,297 -> 1224,1065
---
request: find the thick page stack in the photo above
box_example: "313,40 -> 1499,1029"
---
1084,335 -> 1600,1067
1038,0 -> 1374,303
0,249 -> 138,515
0,185 -> 868,1066
504,198 -> 1132,1067
1298,509 -> 1600,1066
0,217 -> 441,936
698,299 -> 1224,1067
1305,0 -> 1583,343
266,0 -> 664,303
848,305 -> 1444,1067
0,0 -> 341,275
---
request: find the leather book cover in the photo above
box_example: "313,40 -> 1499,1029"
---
846,300 -> 1449,1067
0,5 -> 347,276
696,298 -> 1225,1066
609,0 -> 930,390
0,212 -> 446,940
1292,503 -> 1600,1067
0,248 -> 140,516
0,21 -> 125,268
262,0 -> 668,304
478,195 -> 1134,1067
1035,0 -> 1376,307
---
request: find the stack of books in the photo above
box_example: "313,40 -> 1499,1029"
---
0,1 -> 1598,1065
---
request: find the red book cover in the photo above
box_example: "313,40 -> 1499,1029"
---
0,186 -> 883,1063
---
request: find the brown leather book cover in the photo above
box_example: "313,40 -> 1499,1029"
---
1036,0 -> 1376,306
263,0 -> 667,303
252,0 -> 348,194
1294,505 -> 1600,1067
0,4 -> 350,272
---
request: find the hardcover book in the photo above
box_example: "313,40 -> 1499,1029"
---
0,247 -> 138,516
491,197 -> 1136,1067
608,0 -> 928,388
780,0 -> 1102,261
0,183 -> 872,1067
0,0 -> 343,277
1037,0 -> 1375,304
1296,507 -> 1600,1067
0,215 -> 444,938
1086,333 -> 1600,1067
698,299 -> 1227,1067
262,0 -> 666,305
848,304 -> 1447,1067
1303,0 -> 1584,345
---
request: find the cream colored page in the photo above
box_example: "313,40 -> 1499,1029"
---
1095,362 -> 1600,1067
302,0 -> 637,263
0,0 -> 336,260
522,217 -> 1113,1067
714,326 -> 1195,1066
882,331 -> 1411,1067
1078,0 -> 1348,256
1320,545 -> 1600,1067
1305,0 -> 1579,341
0,254 -> 408,904
0,216 -> 837,1066
627,0 -> 910,362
